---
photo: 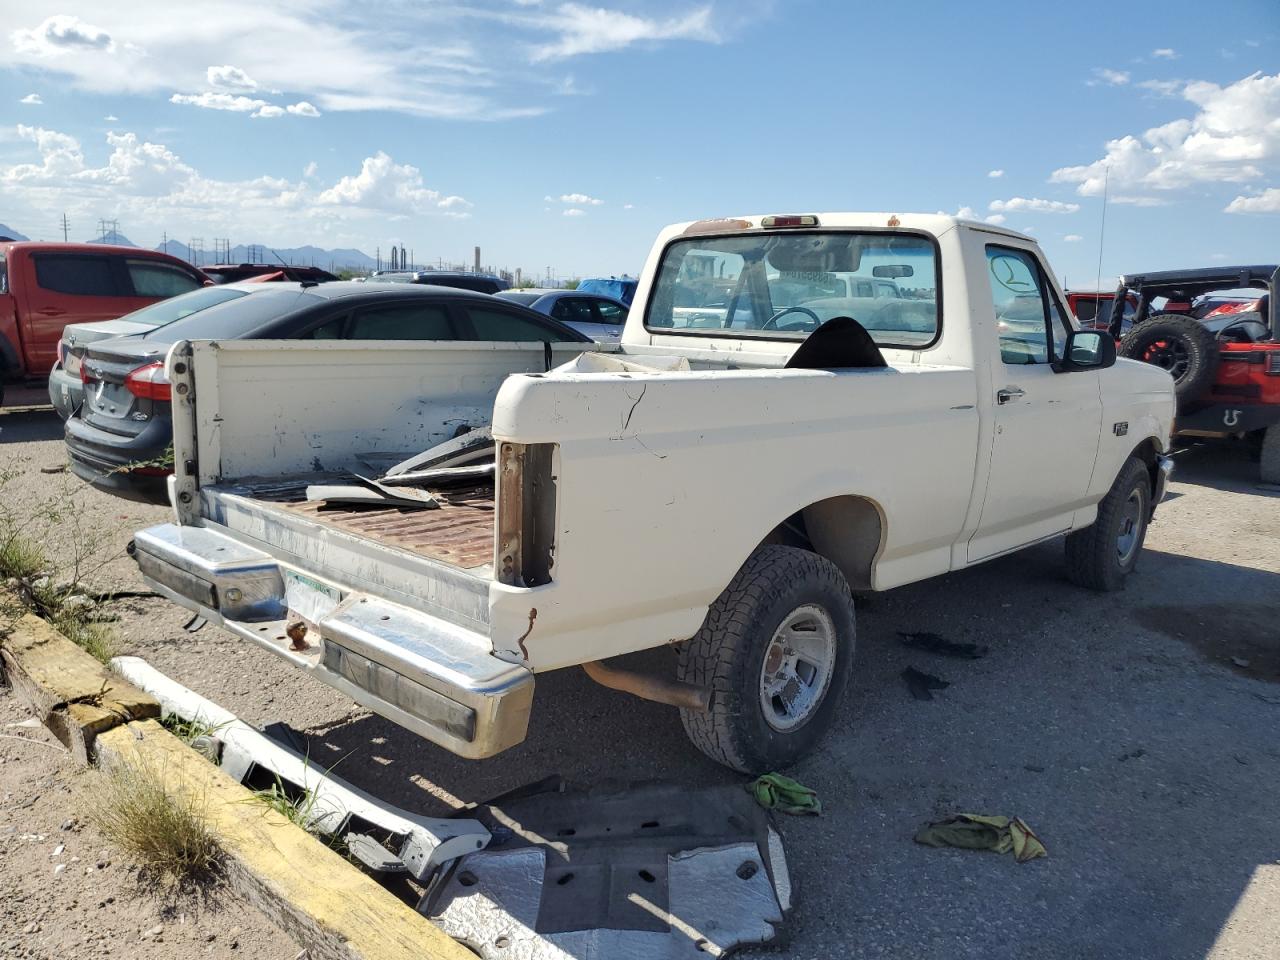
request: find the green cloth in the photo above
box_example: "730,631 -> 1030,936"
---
914,814 -> 1047,863
749,773 -> 821,816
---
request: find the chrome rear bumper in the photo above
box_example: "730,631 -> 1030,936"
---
131,523 -> 533,759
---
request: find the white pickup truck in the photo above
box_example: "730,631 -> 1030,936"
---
133,213 -> 1176,773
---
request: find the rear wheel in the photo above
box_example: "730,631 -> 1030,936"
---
677,545 -> 856,774
1065,457 -> 1151,591
1118,313 -> 1219,409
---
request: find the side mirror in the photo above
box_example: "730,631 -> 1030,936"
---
1055,329 -> 1116,372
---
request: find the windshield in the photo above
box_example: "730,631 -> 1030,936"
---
140,289 -> 320,341
110,286 -> 248,330
645,230 -> 939,347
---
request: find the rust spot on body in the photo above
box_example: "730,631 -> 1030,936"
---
516,608 -> 537,661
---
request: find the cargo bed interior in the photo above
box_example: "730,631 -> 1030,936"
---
212,476 -> 496,573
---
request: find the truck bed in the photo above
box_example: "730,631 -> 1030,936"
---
218,477 -> 495,572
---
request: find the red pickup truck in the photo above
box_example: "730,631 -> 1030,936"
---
0,242 -> 208,404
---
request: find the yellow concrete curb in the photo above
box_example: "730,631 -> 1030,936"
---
1,613 -> 473,960
0,613 -> 159,763
96,720 -> 475,960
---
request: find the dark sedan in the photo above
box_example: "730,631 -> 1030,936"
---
65,281 -> 590,503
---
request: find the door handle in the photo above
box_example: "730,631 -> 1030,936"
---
36,308 -> 65,317
997,386 -> 1026,404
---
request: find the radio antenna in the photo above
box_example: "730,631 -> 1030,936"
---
1094,163 -> 1110,295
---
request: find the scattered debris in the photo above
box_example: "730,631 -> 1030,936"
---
427,781 -> 792,958
749,772 -> 821,816
305,480 -> 438,510
1117,748 -> 1146,762
376,463 -> 495,487
382,426 -> 494,479
902,666 -> 950,701
1231,656 -> 1251,668
285,620 -> 309,652
898,631 -> 989,659
39,464 -> 67,474
914,814 -> 1046,863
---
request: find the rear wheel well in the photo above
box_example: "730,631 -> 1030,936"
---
760,495 -> 885,592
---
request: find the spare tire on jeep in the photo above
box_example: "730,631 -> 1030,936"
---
1118,313 -> 1219,409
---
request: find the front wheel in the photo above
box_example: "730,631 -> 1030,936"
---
677,545 -> 856,774
1260,426 -> 1280,485
1064,457 -> 1151,591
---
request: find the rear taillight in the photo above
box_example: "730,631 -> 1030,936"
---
123,361 -> 171,401
1267,351 -> 1280,375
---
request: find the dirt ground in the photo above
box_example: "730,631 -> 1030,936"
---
2,405 -> 1279,959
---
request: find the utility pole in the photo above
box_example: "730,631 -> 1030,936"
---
59,213 -> 69,242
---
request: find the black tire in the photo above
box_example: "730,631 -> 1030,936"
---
676,545 -> 856,774
1261,425 -> 1280,485
1064,457 -> 1151,592
1118,313 -> 1219,409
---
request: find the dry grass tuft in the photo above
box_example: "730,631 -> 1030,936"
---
85,754 -> 223,888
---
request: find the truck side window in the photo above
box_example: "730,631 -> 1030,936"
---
34,255 -> 117,296
985,246 -> 1071,365
126,260 -> 203,297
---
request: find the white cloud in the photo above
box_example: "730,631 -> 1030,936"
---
1225,187 -> 1280,214
987,169 -> 1004,178
1051,71 -> 1280,201
529,3 -> 718,61
252,105 -> 285,119
623,203 -> 634,209
562,207 -> 586,217
11,15 -> 113,56
2,4 -> 732,119
103,114 -> 118,121
286,101 -> 321,118
171,92 -> 268,113
1137,78 -> 1182,97
989,197 -> 1080,214
19,93 -> 42,105
0,125 -> 472,252
1063,234 -> 1084,242
207,64 -> 258,91
303,161 -> 318,178
4,125 -> 84,182
316,151 -> 468,215
1112,195 -> 1170,207
984,213 -> 1006,225
1152,48 -> 1178,59
1089,68 -> 1130,86
558,192 -> 602,205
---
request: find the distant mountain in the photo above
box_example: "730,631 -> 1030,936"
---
152,240 -> 375,271
86,229 -> 136,247
0,222 -> 29,241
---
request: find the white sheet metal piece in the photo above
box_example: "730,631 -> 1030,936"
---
431,842 -> 784,959
110,656 -> 489,878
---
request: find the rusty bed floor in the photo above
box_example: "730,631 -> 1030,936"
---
238,479 -> 496,570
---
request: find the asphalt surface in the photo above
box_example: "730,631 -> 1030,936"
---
2,404 -> 1278,959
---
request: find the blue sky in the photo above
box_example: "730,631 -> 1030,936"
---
0,0 -> 1276,284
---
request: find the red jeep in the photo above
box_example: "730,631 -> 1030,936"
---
1106,266 -> 1280,483
0,242 -> 208,405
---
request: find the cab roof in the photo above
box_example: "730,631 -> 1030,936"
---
671,212 -> 1035,243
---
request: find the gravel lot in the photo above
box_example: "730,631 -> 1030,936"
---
2,405 -> 1278,959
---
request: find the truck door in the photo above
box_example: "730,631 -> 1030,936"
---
967,245 -> 1102,562
17,252 -> 123,375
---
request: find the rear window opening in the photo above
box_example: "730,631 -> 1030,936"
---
644,230 -> 941,349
